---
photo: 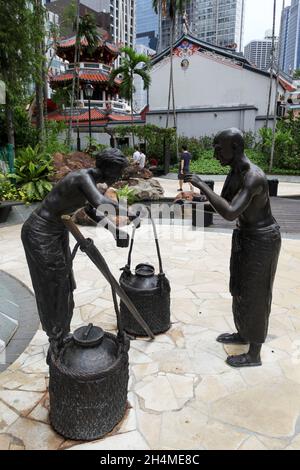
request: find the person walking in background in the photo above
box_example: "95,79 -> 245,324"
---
139,148 -> 146,169
178,145 -> 193,192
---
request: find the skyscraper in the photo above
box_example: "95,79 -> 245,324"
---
279,0 -> 300,76
244,32 -> 278,71
279,6 -> 291,72
47,0 -> 135,47
136,0 -> 159,50
160,0 -> 245,52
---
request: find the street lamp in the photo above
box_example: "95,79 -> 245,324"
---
84,82 -> 94,143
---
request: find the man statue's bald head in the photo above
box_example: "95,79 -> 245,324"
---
214,128 -> 245,151
213,128 -> 245,167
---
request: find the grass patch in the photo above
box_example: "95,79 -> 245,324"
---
170,149 -> 300,176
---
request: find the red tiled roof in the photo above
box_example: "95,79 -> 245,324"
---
108,114 -> 137,121
50,70 -> 121,85
45,109 -> 137,125
47,108 -> 106,122
76,109 -> 107,121
58,36 -> 119,55
279,77 -> 296,92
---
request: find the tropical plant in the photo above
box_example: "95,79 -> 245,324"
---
11,145 -> 53,202
258,120 -> 299,171
110,47 -> 151,144
116,184 -> 139,206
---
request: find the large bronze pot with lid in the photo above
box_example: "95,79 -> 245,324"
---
49,323 -> 129,441
48,216 -> 154,441
120,212 -> 171,336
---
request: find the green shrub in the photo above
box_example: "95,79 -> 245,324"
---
258,115 -> 300,171
0,172 -> 24,201
12,145 -> 53,202
171,148 -> 271,175
189,150 -> 228,175
116,184 -> 139,205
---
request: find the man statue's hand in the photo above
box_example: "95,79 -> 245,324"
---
128,209 -> 141,229
184,174 -> 203,188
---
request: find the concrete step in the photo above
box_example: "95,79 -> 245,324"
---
0,311 -> 18,352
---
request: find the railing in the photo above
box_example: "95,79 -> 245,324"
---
67,63 -> 112,73
74,100 -> 129,113
0,145 -> 14,174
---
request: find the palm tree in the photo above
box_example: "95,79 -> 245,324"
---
110,46 -> 151,145
265,0 -> 277,129
67,6 -> 100,146
153,1 -> 185,173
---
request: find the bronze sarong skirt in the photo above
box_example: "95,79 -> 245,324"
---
21,211 -> 76,340
230,223 -> 281,344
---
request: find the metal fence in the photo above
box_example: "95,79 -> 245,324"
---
0,144 -> 14,174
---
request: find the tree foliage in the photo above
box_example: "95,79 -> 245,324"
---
293,69 -> 300,80
259,113 -> 300,171
0,0 -> 35,104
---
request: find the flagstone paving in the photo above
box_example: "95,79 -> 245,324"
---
0,221 -> 300,450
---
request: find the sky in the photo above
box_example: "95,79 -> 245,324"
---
243,0 -> 291,47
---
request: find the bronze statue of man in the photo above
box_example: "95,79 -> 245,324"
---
21,148 -> 133,349
185,128 -> 281,368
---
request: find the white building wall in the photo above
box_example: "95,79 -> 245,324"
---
147,48 -> 279,137
149,53 -> 276,116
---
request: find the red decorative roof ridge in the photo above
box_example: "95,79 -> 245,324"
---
279,77 -> 297,92
57,36 -> 119,55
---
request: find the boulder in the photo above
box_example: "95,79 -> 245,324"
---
128,178 -> 164,201
122,163 -> 153,180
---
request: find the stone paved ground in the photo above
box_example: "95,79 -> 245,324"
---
0,219 -> 300,450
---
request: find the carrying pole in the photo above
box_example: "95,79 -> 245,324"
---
61,216 -> 154,339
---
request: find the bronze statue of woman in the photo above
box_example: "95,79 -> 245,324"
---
21,148 -> 133,350
185,128 -> 281,368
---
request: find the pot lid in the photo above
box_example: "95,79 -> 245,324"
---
73,324 -> 104,347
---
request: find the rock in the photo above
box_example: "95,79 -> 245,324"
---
123,163 -> 153,180
52,151 -> 95,182
128,178 -> 164,201
105,188 -> 118,203
72,208 -> 97,226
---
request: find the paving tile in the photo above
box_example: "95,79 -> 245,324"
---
1,223 -> 300,450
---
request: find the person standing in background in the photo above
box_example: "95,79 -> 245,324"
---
178,145 -> 193,192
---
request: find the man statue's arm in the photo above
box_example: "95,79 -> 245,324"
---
185,174 -> 261,221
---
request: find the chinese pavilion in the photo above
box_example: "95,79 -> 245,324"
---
47,35 -> 136,128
